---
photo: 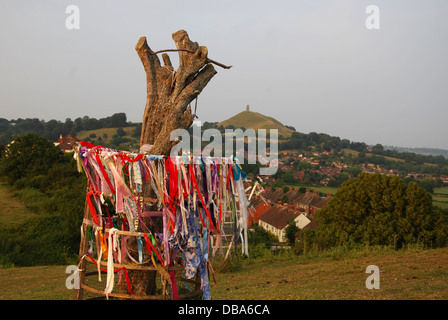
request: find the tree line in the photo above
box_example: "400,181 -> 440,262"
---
280,132 -> 448,167
0,113 -> 130,146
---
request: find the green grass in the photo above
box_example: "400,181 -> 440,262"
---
433,195 -> 448,209
1,246 -> 446,300
434,187 -> 448,195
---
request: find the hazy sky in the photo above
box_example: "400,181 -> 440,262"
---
1,1 -> 447,149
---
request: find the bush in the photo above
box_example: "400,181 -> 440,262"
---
302,173 -> 448,250
0,133 -> 63,183
0,134 -> 86,266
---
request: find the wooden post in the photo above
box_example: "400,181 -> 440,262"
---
73,203 -> 89,300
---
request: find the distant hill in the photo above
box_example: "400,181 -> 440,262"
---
384,146 -> 448,159
217,111 -> 295,139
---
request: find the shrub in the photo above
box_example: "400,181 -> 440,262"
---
302,173 -> 448,250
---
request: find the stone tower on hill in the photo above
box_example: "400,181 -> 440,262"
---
246,104 -> 250,112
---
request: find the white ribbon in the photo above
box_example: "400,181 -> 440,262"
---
105,227 -> 119,299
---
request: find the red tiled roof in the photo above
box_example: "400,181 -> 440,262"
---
56,134 -> 79,152
248,200 -> 271,225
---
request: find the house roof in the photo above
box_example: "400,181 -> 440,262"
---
263,187 -> 284,203
259,204 -> 303,230
55,134 -> 79,151
296,191 -> 321,206
258,187 -> 331,211
311,195 -> 332,209
284,189 -> 302,203
248,199 -> 271,225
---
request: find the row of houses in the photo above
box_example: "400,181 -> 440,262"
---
406,172 -> 448,184
248,187 -> 331,242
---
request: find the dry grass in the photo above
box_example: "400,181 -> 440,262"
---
0,247 -> 446,300
0,265 -> 71,300
210,247 -> 448,300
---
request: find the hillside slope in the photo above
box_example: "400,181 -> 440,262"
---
0,247 -> 447,299
218,111 -> 295,138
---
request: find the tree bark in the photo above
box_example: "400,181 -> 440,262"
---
136,29 -> 217,155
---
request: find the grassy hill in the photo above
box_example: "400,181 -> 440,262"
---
76,125 -> 139,150
218,111 -> 295,139
341,148 -> 439,166
341,148 -> 406,163
1,246 -> 447,299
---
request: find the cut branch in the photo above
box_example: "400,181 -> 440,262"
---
152,49 -> 232,69
207,58 -> 232,70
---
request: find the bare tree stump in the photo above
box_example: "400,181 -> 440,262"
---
136,30 -> 217,155
122,30 -> 223,297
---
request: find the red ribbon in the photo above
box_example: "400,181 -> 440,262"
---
188,164 -> 215,233
86,191 -> 100,225
169,262 -> 179,300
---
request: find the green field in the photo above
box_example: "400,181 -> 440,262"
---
434,187 -> 448,195
433,187 -> 448,209
77,126 -> 138,144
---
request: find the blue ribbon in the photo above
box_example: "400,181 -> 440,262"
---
137,233 -> 143,264
232,162 -> 247,181
203,227 -> 209,262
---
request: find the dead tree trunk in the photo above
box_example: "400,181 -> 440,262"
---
136,30 -> 218,155
123,30 -> 226,297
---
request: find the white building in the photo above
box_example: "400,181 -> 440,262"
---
258,204 -> 311,243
